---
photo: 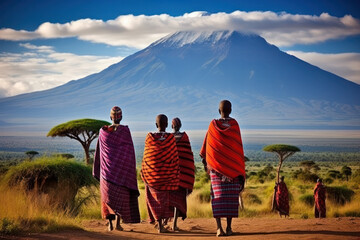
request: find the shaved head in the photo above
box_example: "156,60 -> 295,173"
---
156,114 -> 168,131
219,100 -> 232,117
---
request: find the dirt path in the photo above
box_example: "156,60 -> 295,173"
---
2,217 -> 360,240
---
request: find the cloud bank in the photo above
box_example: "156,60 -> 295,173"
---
287,51 -> 360,84
0,43 -> 123,98
1,11 -> 359,48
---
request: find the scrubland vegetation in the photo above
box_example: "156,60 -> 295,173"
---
0,153 -> 359,234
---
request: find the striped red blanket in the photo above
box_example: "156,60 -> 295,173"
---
200,119 -> 245,180
141,132 -> 179,191
174,132 -> 195,191
314,182 -> 326,218
276,182 -> 290,216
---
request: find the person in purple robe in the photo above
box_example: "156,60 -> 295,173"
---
93,106 -> 140,231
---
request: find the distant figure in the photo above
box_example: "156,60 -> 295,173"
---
314,178 -> 326,218
275,176 -> 290,217
171,117 -> 195,231
93,106 -> 140,231
141,114 -> 180,233
200,100 -> 246,237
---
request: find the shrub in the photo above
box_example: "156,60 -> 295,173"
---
299,194 -> 314,206
2,157 -> 97,213
246,193 -> 262,205
326,186 -> 355,205
327,170 -> 342,179
323,177 -> 333,185
197,188 -> 211,203
292,169 -> 318,183
300,213 -> 309,219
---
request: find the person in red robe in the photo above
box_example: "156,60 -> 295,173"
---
171,117 -> 195,231
314,178 -> 326,218
200,100 -> 246,237
141,114 -> 180,233
275,176 -> 290,217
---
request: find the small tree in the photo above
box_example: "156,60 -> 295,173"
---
263,144 -> 300,211
25,150 -> 39,160
47,119 -> 110,165
341,166 -> 352,181
263,144 -> 300,183
300,160 -> 316,172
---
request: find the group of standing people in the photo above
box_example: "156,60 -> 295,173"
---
92,99 -> 326,236
273,177 -> 326,219
92,100 -> 246,236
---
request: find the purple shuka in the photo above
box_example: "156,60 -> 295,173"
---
93,125 -> 140,223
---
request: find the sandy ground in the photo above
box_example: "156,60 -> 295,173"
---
1,217 -> 360,240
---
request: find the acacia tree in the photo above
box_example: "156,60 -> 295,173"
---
263,144 -> 301,183
47,119 -> 110,165
25,150 -> 39,160
341,166 -> 352,181
263,144 -> 300,211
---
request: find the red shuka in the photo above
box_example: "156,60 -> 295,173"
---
141,133 -> 179,191
200,119 -> 245,180
174,132 -> 195,191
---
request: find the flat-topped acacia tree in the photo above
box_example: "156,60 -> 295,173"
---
47,119 -> 110,165
263,144 -> 300,211
263,144 -> 301,183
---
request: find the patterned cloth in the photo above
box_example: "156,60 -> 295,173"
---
210,170 -> 243,218
200,119 -> 245,181
93,124 -> 140,223
145,185 -> 174,222
170,187 -> 187,219
141,133 -> 179,191
275,181 -> 290,216
314,182 -> 326,218
100,178 -> 140,223
93,125 -> 138,191
173,132 -> 195,191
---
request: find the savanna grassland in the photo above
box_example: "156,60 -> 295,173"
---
0,150 -> 359,235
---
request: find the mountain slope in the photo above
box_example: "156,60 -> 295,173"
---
0,30 -> 359,133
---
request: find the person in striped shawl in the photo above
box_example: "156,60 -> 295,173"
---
314,178 -> 326,218
200,100 -> 246,237
141,114 -> 180,233
171,117 -> 195,231
93,106 -> 140,231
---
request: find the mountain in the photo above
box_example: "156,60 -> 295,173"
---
0,30 -> 359,134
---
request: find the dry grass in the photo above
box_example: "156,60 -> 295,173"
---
0,187 -> 81,234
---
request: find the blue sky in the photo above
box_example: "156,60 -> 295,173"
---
0,0 -> 359,98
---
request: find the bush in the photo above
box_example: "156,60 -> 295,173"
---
246,193 -> 262,205
197,188 -> 211,203
300,213 -> 309,219
299,194 -> 314,206
326,186 -> 355,205
323,177 -> 333,185
292,169 -> 318,183
2,157 -> 97,213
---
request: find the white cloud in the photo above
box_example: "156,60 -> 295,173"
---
0,11 -> 359,48
286,51 -> 360,84
0,43 -> 124,98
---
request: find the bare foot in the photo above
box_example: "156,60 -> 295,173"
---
216,228 -> 226,237
115,225 -> 123,231
226,227 -> 233,236
159,227 -> 170,233
172,226 -> 180,232
107,222 -> 113,232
